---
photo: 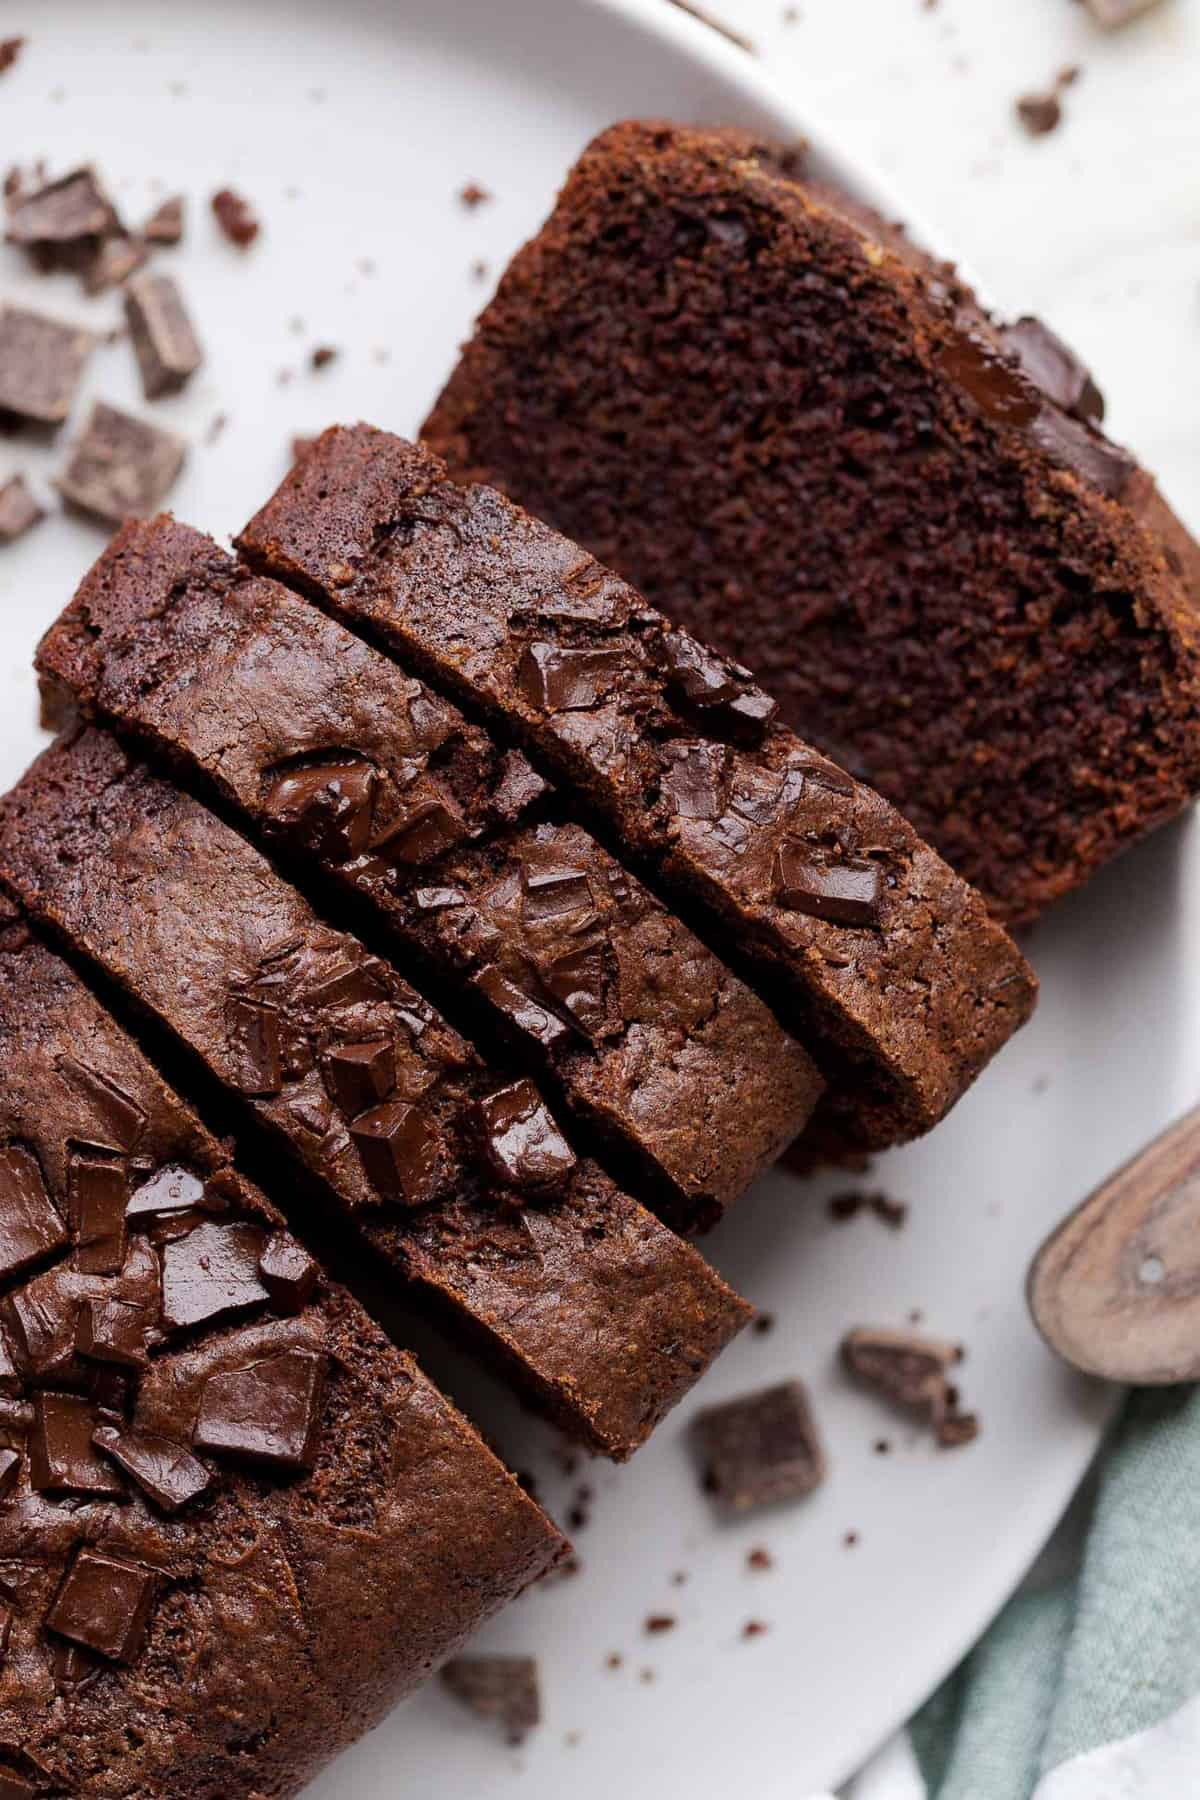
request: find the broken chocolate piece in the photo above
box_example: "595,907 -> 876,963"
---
264,760 -> 378,860
661,741 -> 728,819
371,786 -> 466,866
258,1234 -> 319,1313
521,863 -> 594,926
141,194 -> 184,246
693,1380 -> 825,1513
57,1057 -> 146,1151
517,643 -> 628,712
76,1297 -> 150,1368
6,167 -> 117,256
536,942 -> 608,1037
211,187 -> 259,248
0,1144 -> 68,1281
0,1449 -> 19,1498
57,401 -> 186,525
194,1348 -> 327,1470
841,1326 -> 967,1438
83,233 -> 148,296
322,1039 -> 395,1118
0,306 -> 93,426
29,1393 -> 125,1497
1002,316 -> 1105,426
1016,90 -> 1063,137
5,1265 -> 85,1385
471,966 -> 572,1049
92,1424 -> 211,1513
46,1547 -> 156,1663
124,272 -> 204,399
126,1162 -> 205,1222
475,1080 -> 577,1194
349,1101 -> 443,1207
441,1654 -> 541,1746
224,995 -> 283,1096
658,631 -> 777,734
68,1153 -> 128,1274
0,475 -> 44,543
160,1220 -> 269,1331
0,38 -> 24,76
773,845 -> 883,927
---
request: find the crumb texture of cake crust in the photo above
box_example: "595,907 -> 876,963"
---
422,120 -> 1200,926
0,909 -> 563,1800
0,729 -> 750,1461
237,426 -> 1035,1150
37,515 -> 823,1228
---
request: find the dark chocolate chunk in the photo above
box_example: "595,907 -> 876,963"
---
258,1234 -> 319,1312
263,760 -> 378,860
210,187 -> 259,248
4,1266 -> 84,1385
76,1296 -> 151,1367
51,1640 -> 104,1692
536,942 -> 609,1037
773,846 -> 883,927
1002,316 -> 1105,425
141,194 -> 185,245
307,956 -> 389,1012
68,1153 -> 128,1274
224,994 -> 283,1096
693,1380 -> 825,1513
0,305 -> 93,426
92,1423 -> 211,1513
521,863 -> 595,925
1016,91 -> 1063,137
46,1547 -> 156,1663
841,1326 -> 964,1433
516,643 -> 628,712
6,167 -> 117,253
0,1449 -> 19,1498
349,1100 -> 443,1207
1030,406 -> 1137,500
661,741 -> 728,819
371,785 -> 466,865
475,1080 -> 577,1194
0,475 -> 44,543
310,344 -> 338,371
441,1654 -> 541,1746
322,1039 -> 395,1118
83,233 -> 149,296
29,1393 -> 126,1497
471,966 -> 572,1049
160,1221 -> 268,1331
126,1162 -> 205,1222
57,401 -> 186,525
56,1056 -> 146,1150
0,37 -> 24,75
936,314 -> 1042,427
0,1144 -> 68,1281
194,1347 -> 327,1470
124,272 -> 204,399
658,631 -> 777,733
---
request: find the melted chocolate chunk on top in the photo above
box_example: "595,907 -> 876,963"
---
693,1380 -> 826,1514
0,1143 -> 68,1281
475,1080 -> 577,1195
46,1546 -> 157,1664
159,1220 -> 269,1331
194,1347 -> 327,1471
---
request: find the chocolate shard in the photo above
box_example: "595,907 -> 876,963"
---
471,965 -> 572,1050
51,1640 -> 104,1692
475,1080 -> 577,1195
841,1326 -> 963,1431
773,845 -> 883,927
535,941 -> 609,1038
76,1296 -> 151,1368
160,1220 -> 269,1331
0,475 -> 44,543
4,1265 -> 85,1385
516,643 -> 628,712
224,994 -> 283,1096
57,401 -> 187,527
83,233 -> 149,296
124,271 -> 204,400
210,187 -> 259,248
441,1655 -> 541,1746
92,1423 -> 211,1514
661,741 -> 728,819
349,1100 -> 444,1207
0,1448 -> 20,1499
68,1152 -> 128,1275
521,863 -> 595,926
258,1233 -> 319,1313
56,1056 -> 146,1151
126,1162 -> 206,1222
263,759 -> 378,860
0,305 -> 94,426
658,631 -> 777,735
371,784 -> 467,866
935,313 -> 1042,428
321,1038 -> 396,1118
142,194 -> 185,245
194,1347 -> 327,1471
491,749 -> 551,822
0,1144 -> 68,1281
6,167 -> 117,253
29,1393 -> 126,1497
46,1547 -> 156,1664
693,1380 -> 826,1514
1001,316 -> 1105,426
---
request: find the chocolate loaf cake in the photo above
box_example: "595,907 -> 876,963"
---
423,120 -> 1200,925
0,906 -> 564,1799
0,728 -> 749,1460
37,515 -> 823,1229
238,427 -> 1036,1151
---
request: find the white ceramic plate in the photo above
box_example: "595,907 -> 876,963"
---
3,2 -> 1194,1791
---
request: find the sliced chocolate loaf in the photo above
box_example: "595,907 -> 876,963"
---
238,427 -> 1036,1151
0,907 -> 564,1800
37,515 -> 823,1229
0,729 -> 750,1460
423,120 -> 1200,925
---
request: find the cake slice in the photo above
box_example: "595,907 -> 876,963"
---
37,515 -> 823,1230
238,427 -> 1036,1151
422,120 -> 1200,926
0,905 -> 564,1800
0,728 -> 749,1460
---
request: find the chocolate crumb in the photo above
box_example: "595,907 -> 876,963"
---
843,1530 -> 859,1548
828,1191 -> 863,1222
441,1655 -> 540,1746
644,1614 -> 676,1634
751,1312 -> 775,1336
0,474 -> 44,543
459,182 -> 492,209
874,1438 -> 891,1455
309,344 -> 338,371
669,1570 -> 688,1587
938,1411 -> 980,1449
1016,91 -> 1062,137
205,412 -> 228,445
746,1546 -> 773,1571
565,1730 -> 582,1748
0,37 -> 25,75
871,1193 -> 908,1229
471,258 -> 489,282
638,1667 -> 655,1684
742,1619 -> 769,1638
141,195 -> 184,246
211,187 -> 259,248
605,1652 -> 622,1670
